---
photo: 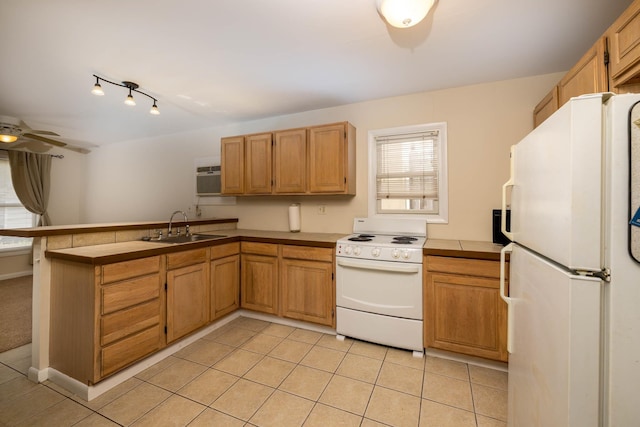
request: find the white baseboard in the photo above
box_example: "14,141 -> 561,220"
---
39,311 -> 338,401
28,366 -> 49,383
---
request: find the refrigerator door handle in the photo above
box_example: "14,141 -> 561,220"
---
500,242 -> 514,353
501,145 -> 515,241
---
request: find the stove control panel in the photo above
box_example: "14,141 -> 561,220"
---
336,242 -> 422,263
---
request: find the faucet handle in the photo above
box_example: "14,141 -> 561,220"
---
185,225 -> 190,236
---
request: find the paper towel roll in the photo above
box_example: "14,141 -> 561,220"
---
288,203 -> 301,232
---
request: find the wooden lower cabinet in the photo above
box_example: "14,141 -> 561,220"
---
211,243 -> 240,320
166,249 -> 210,343
424,256 -> 508,362
49,240 -> 336,384
50,256 -> 165,384
240,242 -> 336,326
241,242 -> 279,314
280,245 -> 335,327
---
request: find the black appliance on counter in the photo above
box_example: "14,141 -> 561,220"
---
492,209 -> 511,245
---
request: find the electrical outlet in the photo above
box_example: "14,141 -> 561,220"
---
317,205 -> 327,215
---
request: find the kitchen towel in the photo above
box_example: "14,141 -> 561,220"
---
289,203 -> 301,232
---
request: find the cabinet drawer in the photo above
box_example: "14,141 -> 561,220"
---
425,256 -> 500,278
101,274 -> 161,315
167,248 -> 208,270
241,241 -> 278,256
102,256 -> 160,284
101,326 -> 162,378
101,299 -> 161,346
211,242 -> 240,259
281,245 -> 333,263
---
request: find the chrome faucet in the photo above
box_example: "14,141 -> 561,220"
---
168,210 -> 189,237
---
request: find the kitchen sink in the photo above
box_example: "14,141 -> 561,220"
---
145,233 -> 227,244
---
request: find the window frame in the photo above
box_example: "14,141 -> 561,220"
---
368,122 -> 448,223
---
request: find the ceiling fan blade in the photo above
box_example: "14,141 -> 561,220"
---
9,140 -> 53,153
28,130 -> 60,136
23,133 -> 67,147
59,144 -> 91,154
22,133 -> 91,154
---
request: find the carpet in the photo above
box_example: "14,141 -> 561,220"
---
0,275 -> 32,353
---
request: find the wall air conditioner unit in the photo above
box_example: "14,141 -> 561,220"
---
196,165 -> 221,196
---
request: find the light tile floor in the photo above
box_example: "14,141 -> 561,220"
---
0,317 -> 507,426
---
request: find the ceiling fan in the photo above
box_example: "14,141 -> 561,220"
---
0,115 -> 90,154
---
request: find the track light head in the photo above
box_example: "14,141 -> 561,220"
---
150,102 -> 160,115
124,89 -> 136,106
91,76 -> 104,96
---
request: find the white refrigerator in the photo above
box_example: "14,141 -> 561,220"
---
500,92 -> 640,427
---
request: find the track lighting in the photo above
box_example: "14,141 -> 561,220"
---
91,75 -> 159,115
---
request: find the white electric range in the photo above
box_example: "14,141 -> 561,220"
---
335,218 -> 426,356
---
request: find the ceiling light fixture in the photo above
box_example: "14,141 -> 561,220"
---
0,133 -> 18,143
91,75 -> 159,115
376,0 -> 435,28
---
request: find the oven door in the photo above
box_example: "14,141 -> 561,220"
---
336,257 -> 422,320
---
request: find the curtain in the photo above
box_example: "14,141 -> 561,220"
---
7,151 -> 52,226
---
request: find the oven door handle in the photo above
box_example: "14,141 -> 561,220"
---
336,258 -> 420,274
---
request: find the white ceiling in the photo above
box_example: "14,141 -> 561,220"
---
0,0 -> 633,150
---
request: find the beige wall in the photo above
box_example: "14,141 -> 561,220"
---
79,72 -> 562,241
0,251 -> 32,279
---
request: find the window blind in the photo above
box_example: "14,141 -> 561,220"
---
375,130 -> 439,201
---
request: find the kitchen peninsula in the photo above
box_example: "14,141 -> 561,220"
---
1,218 -> 344,400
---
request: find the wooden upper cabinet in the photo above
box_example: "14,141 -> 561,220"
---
607,0 -> 640,90
308,122 -> 356,194
221,136 -> 244,194
273,128 -> 307,194
558,37 -> 608,106
533,86 -> 559,128
220,121 -> 356,195
245,133 -> 273,194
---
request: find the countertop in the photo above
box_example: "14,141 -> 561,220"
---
45,229 -> 348,265
0,217 -> 239,238
423,239 -> 506,261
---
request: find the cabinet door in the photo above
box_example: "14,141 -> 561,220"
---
280,258 -> 334,327
211,254 -> 240,320
425,272 -> 508,362
558,38 -> 608,106
245,133 -> 273,194
166,262 -> 210,343
241,253 -> 278,314
308,123 -> 347,193
221,136 -> 244,194
274,128 -> 307,193
533,85 -> 559,128
607,0 -> 640,89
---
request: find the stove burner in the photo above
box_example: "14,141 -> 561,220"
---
393,236 -> 418,242
391,240 -> 413,244
358,234 -> 375,238
348,236 -> 373,242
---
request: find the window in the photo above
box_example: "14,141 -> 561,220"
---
368,123 -> 448,223
0,154 -> 35,250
